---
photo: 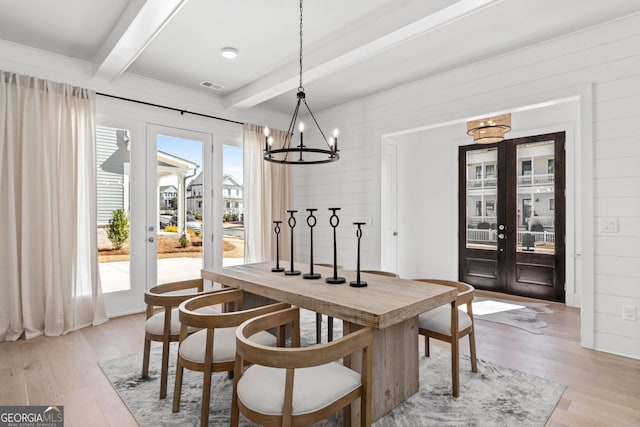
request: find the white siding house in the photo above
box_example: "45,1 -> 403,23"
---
223,174 -> 243,220
186,172 -> 203,213
96,127 -> 130,225
159,185 -> 178,210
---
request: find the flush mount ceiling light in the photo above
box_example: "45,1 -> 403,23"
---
221,47 -> 238,59
467,113 -> 512,144
263,0 -> 339,165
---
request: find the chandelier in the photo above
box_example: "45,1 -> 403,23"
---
263,0 -> 339,165
466,113 -> 511,144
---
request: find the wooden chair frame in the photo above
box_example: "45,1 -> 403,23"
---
172,289 -> 289,427
142,278 -> 226,399
415,279 -> 478,397
231,306 -> 373,427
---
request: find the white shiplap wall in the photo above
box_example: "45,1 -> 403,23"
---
293,13 -> 640,359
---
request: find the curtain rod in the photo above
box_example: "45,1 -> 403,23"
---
96,92 -> 244,126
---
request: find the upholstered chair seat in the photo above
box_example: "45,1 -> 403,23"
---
418,305 -> 473,336
179,326 -> 275,364
145,306 -> 218,336
237,362 -> 361,417
414,279 -> 478,397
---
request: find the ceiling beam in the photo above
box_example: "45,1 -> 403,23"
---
93,0 -> 188,81
223,0 -> 502,110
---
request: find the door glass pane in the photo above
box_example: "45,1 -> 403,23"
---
466,148 -> 498,250
157,136 -> 203,283
516,140 -> 555,254
97,126 -> 131,293
223,145 -> 245,265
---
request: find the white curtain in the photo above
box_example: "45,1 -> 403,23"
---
0,71 -> 107,341
243,123 -> 292,264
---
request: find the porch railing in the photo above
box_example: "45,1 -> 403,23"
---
467,229 -> 555,244
517,173 -> 554,186
468,177 -> 497,188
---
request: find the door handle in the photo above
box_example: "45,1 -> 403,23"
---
498,233 -> 505,239
148,237 -> 155,242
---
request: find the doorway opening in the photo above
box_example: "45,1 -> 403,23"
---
380,102 -> 578,305
155,135 -> 204,284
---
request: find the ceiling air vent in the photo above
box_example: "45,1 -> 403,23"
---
200,81 -> 224,91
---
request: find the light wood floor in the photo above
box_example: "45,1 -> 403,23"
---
0,291 -> 638,426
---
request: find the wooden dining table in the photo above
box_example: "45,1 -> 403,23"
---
201,262 -> 456,422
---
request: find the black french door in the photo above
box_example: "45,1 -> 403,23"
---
458,132 -> 566,302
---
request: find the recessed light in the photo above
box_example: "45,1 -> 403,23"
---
221,47 -> 238,59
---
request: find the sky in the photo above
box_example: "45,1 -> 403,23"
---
157,135 -> 243,186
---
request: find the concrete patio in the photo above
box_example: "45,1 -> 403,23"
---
99,256 -> 244,293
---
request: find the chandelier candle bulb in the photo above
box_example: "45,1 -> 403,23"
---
263,127 -> 270,151
298,122 -> 304,161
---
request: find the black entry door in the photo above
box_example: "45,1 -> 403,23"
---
458,132 -> 566,302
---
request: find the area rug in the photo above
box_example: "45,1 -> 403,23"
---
471,298 -> 554,334
99,311 -> 564,426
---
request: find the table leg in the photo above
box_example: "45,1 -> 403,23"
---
344,317 -> 419,422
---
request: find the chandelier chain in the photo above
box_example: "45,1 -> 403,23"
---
299,0 -> 304,91
262,0 -> 338,164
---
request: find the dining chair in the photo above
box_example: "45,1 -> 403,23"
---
173,289 -> 289,427
142,278 -> 225,399
231,306 -> 373,427
414,279 -> 478,397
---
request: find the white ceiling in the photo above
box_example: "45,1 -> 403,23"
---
1,0 -> 639,114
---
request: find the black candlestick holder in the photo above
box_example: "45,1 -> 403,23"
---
325,208 -> 346,284
303,209 -> 321,279
350,222 -> 367,287
271,220 -> 285,272
285,210 -> 301,276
